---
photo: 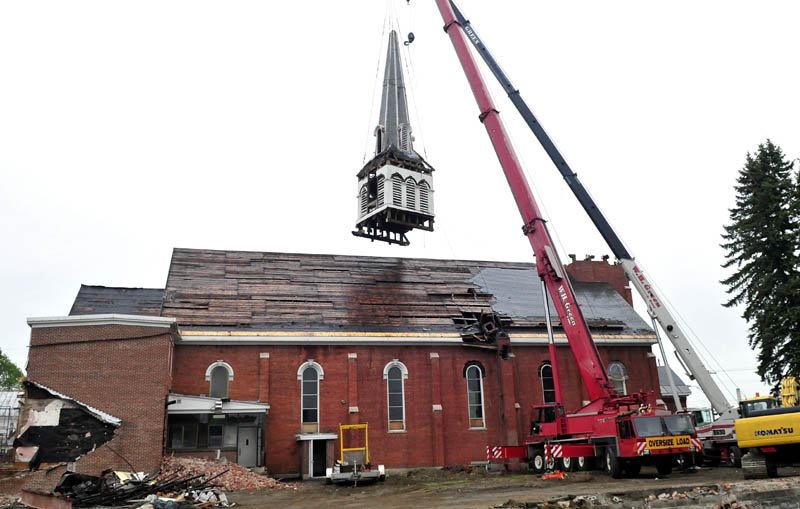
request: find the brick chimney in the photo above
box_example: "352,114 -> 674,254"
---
565,255 -> 633,306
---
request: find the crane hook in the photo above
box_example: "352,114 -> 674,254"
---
404,32 -> 415,46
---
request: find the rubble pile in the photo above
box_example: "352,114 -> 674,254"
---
54,469 -> 230,507
157,456 -> 296,491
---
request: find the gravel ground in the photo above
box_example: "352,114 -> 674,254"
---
226,465 -> 800,509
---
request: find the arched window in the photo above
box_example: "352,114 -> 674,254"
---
540,362 -> 556,404
608,361 -> 628,395
377,176 -> 385,207
405,178 -> 416,210
399,124 -> 411,151
383,360 -> 408,431
359,185 -> 368,216
205,361 -> 233,399
392,174 -> 403,207
375,125 -> 384,153
418,181 -> 430,213
297,361 -> 323,433
465,364 -> 485,429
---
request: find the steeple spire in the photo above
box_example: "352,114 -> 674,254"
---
353,29 -> 435,246
375,31 -> 418,158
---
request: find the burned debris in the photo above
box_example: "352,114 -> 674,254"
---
12,381 -> 119,470
54,467 -> 232,507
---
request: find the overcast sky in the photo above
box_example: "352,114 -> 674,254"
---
1,1 -> 798,409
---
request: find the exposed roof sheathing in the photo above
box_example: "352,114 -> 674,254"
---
69,285 -> 164,317
162,248 -> 653,337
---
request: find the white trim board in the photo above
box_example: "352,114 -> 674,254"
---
28,314 -> 175,329
177,335 -> 655,346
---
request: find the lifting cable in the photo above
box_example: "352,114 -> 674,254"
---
398,0 -> 429,160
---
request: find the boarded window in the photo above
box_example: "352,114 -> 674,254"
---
419,181 -> 430,213
399,125 -> 410,151
377,176 -> 385,207
466,365 -> 485,428
387,366 -> 405,431
406,178 -> 416,210
360,185 -> 368,216
540,363 -> 556,404
210,366 -> 229,399
392,175 -> 403,206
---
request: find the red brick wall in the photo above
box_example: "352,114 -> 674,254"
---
565,259 -> 632,306
24,324 -> 174,491
172,342 -> 658,475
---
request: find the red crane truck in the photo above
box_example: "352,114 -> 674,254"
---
433,0 -> 700,477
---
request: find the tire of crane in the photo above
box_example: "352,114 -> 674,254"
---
604,448 -> 623,479
704,449 -> 721,467
729,446 -> 743,468
577,456 -> 595,471
741,452 -> 768,479
545,455 -> 556,472
656,458 -> 673,476
559,456 -> 575,472
531,450 -> 546,474
623,458 -> 641,477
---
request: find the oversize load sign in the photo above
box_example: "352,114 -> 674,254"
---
645,435 -> 692,450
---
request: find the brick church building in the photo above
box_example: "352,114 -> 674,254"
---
18,247 -> 665,489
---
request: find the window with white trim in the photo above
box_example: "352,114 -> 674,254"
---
608,361 -> 628,395
540,362 -> 556,404
298,361 -> 323,433
405,178 -> 416,210
383,360 -> 408,431
392,174 -> 403,206
466,364 -> 485,428
205,361 -> 233,399
418,181 -> 430,213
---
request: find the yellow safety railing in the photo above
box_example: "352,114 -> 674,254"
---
339,423 -> 369,464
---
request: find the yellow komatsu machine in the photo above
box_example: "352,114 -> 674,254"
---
735,377 -> 800,479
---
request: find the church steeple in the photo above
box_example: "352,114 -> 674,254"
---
374,31 -> 417,157
353,30 -> 435,246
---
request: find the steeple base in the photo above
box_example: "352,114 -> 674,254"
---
353,207 -> 433,246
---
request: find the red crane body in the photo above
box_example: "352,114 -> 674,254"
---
434,0 -> 698,475
435,0 -> 610,403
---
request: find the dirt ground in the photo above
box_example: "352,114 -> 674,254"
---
2,465 -> 799,508
227,465 -> 800,509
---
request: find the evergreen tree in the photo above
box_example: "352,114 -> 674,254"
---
0,350 -> 23,390
721,140 -> 800,389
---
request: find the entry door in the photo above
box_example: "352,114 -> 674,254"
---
312,440 -> 327,477
238,427 -> 257,467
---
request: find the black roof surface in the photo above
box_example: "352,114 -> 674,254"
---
69,285 -> 164,317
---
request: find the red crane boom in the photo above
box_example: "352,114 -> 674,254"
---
434,0 -> 610,401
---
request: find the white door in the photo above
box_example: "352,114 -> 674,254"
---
237,427 -> 258,467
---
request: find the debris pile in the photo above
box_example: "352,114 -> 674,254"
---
157,456 -> 296,491
55,469 -> 232,507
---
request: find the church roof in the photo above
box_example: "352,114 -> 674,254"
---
70,285 -> 163,317
160,247 -> 654,338
658,366 -> 692,397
